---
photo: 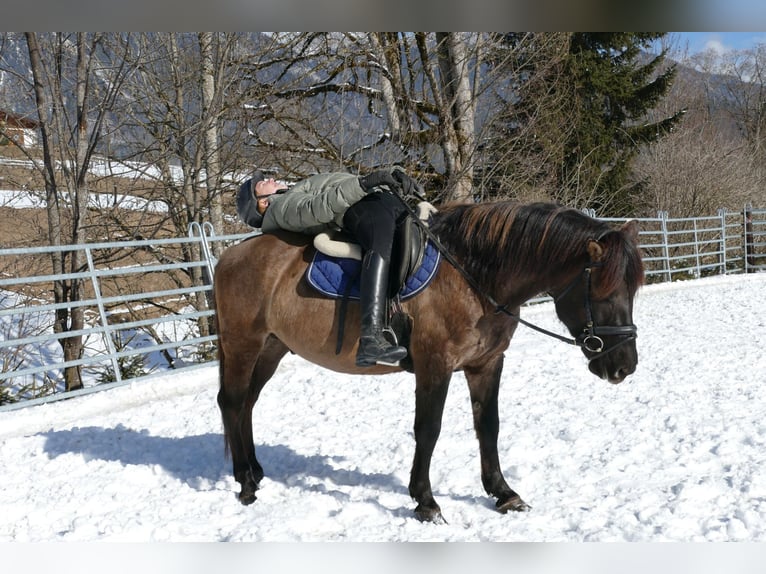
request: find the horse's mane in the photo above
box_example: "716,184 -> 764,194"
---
429,201 -> 644,298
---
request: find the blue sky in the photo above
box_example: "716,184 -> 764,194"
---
674,32 -> 766,54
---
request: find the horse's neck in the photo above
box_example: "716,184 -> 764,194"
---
499,259 -> 583,308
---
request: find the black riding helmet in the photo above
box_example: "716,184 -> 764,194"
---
236,171 -> 266,228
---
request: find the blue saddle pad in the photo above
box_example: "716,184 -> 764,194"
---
307,240 -> 441,301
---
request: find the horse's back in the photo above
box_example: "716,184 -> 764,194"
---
215,231 -> 310,284
215,231 -> 401,374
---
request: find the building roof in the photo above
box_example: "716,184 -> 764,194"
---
0,111 -> 39,129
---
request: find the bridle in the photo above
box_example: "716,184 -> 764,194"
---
388,190 -> 637,362
487,263 -> 637,364
545,263 -> 638,360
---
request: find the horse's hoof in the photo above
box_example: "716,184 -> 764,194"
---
414,504 -> 448,524
238,489 -> 257,505
496,495 -> 531,513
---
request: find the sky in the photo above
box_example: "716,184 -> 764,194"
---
2,273 -> 765,549
673,31 -> 766,55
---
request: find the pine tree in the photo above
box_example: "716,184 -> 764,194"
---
563,33 -> 684,215
481,33 -> 684,215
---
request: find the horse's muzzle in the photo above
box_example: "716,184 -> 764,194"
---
584,330 -> 638,383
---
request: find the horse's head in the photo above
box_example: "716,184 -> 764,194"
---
553,220 -> 644,384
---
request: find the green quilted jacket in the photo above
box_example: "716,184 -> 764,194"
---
260,173 -> 367,236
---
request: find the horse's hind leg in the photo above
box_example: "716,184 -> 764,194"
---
218,345 -> 261,504
218,335 -> 288,505
464,354 -> 530,513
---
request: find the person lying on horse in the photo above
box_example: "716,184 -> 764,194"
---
236,167 -> 422,368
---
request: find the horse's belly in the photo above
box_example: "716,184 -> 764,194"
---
281,339 -> 401,375
271,304 -> 401,375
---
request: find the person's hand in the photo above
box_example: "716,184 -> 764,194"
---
389,166 -> 424,199
358,168 -> 398,192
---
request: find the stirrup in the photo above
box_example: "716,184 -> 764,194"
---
382,326 -> 399,346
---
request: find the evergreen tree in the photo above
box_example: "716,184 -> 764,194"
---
481,33 -> 684,215
563,33 -> 684,215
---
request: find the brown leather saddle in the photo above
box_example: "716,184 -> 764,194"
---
311,202 -> 438,370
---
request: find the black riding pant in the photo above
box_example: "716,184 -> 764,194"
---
342,192 -> 408,263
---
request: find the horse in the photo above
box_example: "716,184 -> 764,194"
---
213,200 -> 644,523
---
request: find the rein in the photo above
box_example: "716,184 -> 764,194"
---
390,191 -> 637,361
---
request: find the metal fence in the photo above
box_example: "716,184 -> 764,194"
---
0,224 -> 253,411
596,205 -> 766,282
1,205 -> 764,411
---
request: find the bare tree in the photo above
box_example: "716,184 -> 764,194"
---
632,124 -> 758,216
237,33 -> 393,177
24,32 -> 135,391
198,32 -> 228,245
119,33 -> 258,235
415,32 -> 478,200
713,44 -> 766,184
631,48 -> 763,216
476,33 -> 575,203
237,33 -> 490,202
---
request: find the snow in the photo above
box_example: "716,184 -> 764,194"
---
1,274 -> 765,544
0,188 -> 168,212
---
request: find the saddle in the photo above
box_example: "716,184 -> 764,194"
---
309,201 -> 439,299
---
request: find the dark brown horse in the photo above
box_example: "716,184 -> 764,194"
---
214,201 -> 644,523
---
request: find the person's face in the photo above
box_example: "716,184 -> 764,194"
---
254,177 -> 287,214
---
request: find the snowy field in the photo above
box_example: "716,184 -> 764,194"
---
1,274 -> 765,546
0,188 -> 168,212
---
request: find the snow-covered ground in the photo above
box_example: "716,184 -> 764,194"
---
1,274 -> 765,544
0,188 -> 168,212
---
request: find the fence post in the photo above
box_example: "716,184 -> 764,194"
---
659,210 -> 671,282
85,246 -> 122,383
693,218 -> 700,278
718,208 -> 727,275
189,222 -> 217,286
744,203 -> 753,274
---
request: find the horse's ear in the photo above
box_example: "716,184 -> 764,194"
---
587,239 -> 604,262
620,220 -> 640,243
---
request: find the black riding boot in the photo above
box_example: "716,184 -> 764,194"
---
355,251 -> 408,367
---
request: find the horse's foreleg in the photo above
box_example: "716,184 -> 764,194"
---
464,355 -> 530,513
409,372 -> 451,523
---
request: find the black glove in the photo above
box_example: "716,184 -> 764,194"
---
359,166 -> 424,198
390,166 -> 424,199
359,168 -> 398,193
